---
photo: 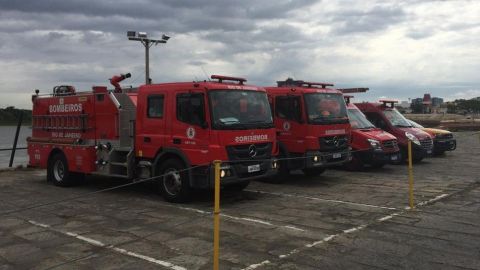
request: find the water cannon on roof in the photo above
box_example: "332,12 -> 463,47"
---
211,75 -> 246,85
379,99 -> 399,109
343,95 -> 354,104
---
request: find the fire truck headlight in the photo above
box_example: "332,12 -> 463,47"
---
271,160 -> 278,169
313,156 -> 319,162
219,165 -> 232,178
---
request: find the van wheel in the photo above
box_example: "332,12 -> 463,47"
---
47,153 -> 75,187
157,159 -> 191,203
302,167 -> 326,177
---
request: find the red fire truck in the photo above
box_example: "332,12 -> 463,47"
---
356,100 -> 433,163
340,90 -> 400,170
265,79 -> 351,180
28,74 -> 278,202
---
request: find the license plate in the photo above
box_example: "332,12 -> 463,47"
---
247,164 -> 260,173
332,153 -> 342,159
427,149 -> 432,154
391,155 -> 398,161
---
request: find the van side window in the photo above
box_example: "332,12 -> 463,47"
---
176,93 -> 206,126
275,96 -> 302,122
365,112 -> 387,130
147,95 -> 164,118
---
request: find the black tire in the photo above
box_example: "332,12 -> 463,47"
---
224,181 -> 250,191
47,152 -> 75,187
302,167 -> 326,177
157,159 -> 191,203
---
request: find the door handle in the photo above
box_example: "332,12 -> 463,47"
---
144,137 -> 151,143
173,138 -> 181,144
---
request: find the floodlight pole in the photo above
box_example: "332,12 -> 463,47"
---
128,32 -> 169,85
142,39 -> 152,85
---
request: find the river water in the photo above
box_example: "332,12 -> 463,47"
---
0,126 -> 31,168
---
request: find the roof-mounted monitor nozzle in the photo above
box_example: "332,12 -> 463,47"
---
343,95 -> 354,105
337,88 -> 369,94
211,75 -> 247,85
379,99 -> 398,108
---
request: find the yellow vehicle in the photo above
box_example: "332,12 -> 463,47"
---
408,119 -> 456,155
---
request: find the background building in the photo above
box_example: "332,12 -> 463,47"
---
410,93 -> 444,113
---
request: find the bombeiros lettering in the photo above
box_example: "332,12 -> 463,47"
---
234,134 -> 268,143
49,103 -> 83,113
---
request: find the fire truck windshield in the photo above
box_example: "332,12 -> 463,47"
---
347,108 -> 376,129
209,90 -> 273,130
383,109 -> 412,127
304,93 -> 348,124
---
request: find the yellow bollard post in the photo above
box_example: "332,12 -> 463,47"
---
213,160 -> 221,270
408,140 -> 414,209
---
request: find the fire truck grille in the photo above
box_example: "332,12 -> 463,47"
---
319,135 -> 349,152
420,138 -> 433,151
226,143 -> 272,161
382,139 -> 398,150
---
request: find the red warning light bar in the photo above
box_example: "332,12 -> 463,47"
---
302,81 -> 334,88
211,75 -> 247,85
337,88 -> 369,93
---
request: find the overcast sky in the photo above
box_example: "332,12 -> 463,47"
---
1,0 -> 479,108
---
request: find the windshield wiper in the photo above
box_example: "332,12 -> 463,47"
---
393,124 -> 412,128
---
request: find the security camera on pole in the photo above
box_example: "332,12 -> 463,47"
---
127,31 -> 170,85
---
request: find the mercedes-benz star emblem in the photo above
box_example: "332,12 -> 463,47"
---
333,136 -> 340,147
248,144 -> 257,158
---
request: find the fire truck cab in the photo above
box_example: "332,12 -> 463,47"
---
265,78 -> 351,179
28,75 -> 278,202
342,93 -> 400,170
355,100 -> 433,163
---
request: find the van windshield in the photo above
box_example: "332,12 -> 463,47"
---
209,90 -> 273,130
383,108 -> 412,127
304,93 -> 348,124
347,108 -> 376,129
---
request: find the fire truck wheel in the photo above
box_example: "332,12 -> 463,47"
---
48,153 -> 75,187
302,167 -> 326,177
158,159 -> 191,203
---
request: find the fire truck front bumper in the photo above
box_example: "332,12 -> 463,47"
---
205,159 -> 279,188
305,149 -> 351,168
356,149 -> 401,165
433,138 -> 456,153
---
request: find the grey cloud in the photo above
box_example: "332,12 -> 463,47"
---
329,5 -> 406,35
